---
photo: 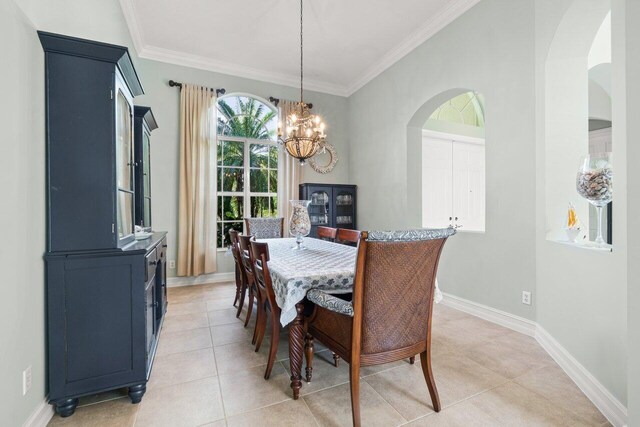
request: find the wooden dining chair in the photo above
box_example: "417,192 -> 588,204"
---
303,228 -> 455,427
250,240 -> 283,379
238,235 -> 259,334
336,228 -> 360,246
245,217 -> 284,239
228,230 -> 247,318
317,226 -> 337,241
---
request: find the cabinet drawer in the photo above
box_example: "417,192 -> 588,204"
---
145,249 -> 157,283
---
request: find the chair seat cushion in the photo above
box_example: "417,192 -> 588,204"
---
306,289 -> 354,317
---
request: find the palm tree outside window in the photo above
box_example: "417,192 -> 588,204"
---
216,95 -> 279,248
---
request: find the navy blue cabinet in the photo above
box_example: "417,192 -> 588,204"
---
299,183 -> 357,238
40,32 -> 166,417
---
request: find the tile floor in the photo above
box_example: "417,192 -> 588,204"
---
48,282 -> 611,427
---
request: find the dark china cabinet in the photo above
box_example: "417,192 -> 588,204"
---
134,106 -> 158,228
40,32 -> 167,418
299,183 -> 357,238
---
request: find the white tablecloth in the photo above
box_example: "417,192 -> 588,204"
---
261,238 -> 356,325
261,237 -> 442,326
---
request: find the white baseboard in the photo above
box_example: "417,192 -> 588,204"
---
167,272 -> 235,288
441,292 -> 627,427
535,327 -> 628,427
441,292 -> 537,336
23,398 -> 54,427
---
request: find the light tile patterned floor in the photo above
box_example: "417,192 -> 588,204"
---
48,282 -> 611,427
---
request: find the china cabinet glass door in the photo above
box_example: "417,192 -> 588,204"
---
335,190 -> 355,228
142,131 -> 152,226
115,72 -> 134,240
309,190 -> 330,226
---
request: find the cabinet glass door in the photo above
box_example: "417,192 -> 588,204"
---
309,191 -> 330,226
142,131 -> 152,227
115,72 -> 134,240
335,190 -> 355,227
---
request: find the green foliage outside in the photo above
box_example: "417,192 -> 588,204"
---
216,96 -> 279,247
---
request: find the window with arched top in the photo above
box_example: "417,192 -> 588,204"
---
429,91 -> 485,128
215,95 -> 279,248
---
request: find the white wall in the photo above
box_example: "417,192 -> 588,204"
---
348,0 -> 538,323
624,0 -> 640,422
0,0 -> 46,425
348,0 -> 627,409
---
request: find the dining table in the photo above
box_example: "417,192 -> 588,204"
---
260,236 -> 442,399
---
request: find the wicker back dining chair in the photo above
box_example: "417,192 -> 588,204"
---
304,228 -> 455,427
238,235 -> 259,334
336,228 -> 360,246
228,230 -> 247,319
316,226 -> 337,241
244,217 -> 284,239
250,240 -> 283,379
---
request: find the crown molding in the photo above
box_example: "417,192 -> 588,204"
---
118,0 -> 144,54
119,0 -> 480,98
345,0 -> 482,95
137,44 -> 349,97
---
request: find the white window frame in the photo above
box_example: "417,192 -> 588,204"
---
215,94 -> 280,249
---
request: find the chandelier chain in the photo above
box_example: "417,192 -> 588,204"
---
300,0 -> 303,107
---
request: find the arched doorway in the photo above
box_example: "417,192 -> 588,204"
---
406,89 -> 485,231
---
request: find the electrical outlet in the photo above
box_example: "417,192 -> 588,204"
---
23,366 -> 32,396
168,260 -> 176,269
522,291 -> 532,306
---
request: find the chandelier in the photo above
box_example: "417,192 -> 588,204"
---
277,0 -> 326,164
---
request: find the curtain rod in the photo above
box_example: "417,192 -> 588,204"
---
168,82 -> 313,109
268,96 -> 313,109
168,80 -> 226,97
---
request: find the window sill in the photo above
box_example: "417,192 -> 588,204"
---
549,239 -> 613,253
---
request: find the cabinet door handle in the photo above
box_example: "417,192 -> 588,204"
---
149,260 -> 157,266
162,244 -> 168,248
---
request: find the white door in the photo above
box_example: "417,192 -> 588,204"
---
452,141 -> 485,232
422,137 -> 453,228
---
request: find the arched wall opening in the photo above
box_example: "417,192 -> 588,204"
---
417,91 -> 486,232
538,0 -> 627,413
544,0 -> 611,244
406,88 -> 481,227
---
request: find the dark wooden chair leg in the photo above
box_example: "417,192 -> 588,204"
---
252,297 -> 263,345
350,362 -> 361,427
420,350 -> 441,412
264,310 -> 281,380
305,333 -> 314,382
254,303 -> 268,351
236,282 -> 247,318
244,285 -> 254,327
233,265 -> 240,307
333,352 -> 340,367
409,356 -> 415,364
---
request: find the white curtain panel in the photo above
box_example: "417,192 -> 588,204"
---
177,84 -> 217,276
277,99 -> 303,236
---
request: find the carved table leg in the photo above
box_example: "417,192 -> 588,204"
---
289,303 -> 305,399
409,356 -> 416,364
305,333 -> 314,383
128,383 -> 147,404
54,398 -> 79,417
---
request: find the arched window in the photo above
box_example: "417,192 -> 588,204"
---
216,95 -> 278,248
